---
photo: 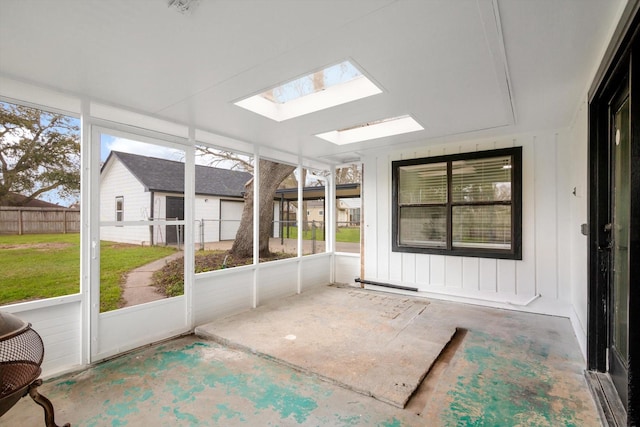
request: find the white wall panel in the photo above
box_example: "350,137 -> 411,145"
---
402,253 -> 416,283
333,253 -> 360,285
478,258 -> 497,292
515,142 -> 537,297
497,259 -> 516,294
415,254 -> 430,286
462,257 -> 479,291
534,134 -> 559,300
430,255 -> 446,286
363,154 -> 379,280
445,257 -> 463,288
257,260 -> 298,304
95,297 -> 187,361
300,254 -> 331,291
565,101 -> 591,356
4,299 -> 82,377
193,268 -> 253,325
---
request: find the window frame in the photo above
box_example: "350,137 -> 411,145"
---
115,196 -> 124,223
392,147 -> 522,260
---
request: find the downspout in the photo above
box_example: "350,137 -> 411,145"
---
149,191 -> 154,246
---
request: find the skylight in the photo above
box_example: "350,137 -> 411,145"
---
234,60 -> 382,122
315,115 -> 424,145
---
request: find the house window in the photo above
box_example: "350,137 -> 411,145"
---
392,147 -> 522,259
115,196 -> 124,222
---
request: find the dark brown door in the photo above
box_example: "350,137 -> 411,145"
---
165,196 -> 184,245
588,16 -> 640,423
607,85 -> 630,409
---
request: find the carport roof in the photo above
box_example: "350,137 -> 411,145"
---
275,183 -> 360,201
104,151 -> 252,198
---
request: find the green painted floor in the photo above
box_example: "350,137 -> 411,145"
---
2,288 -> 602,426
4,336 -> 421,426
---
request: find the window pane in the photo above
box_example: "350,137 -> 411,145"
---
100,134 -> 184,312
399,206 -> 446,247
194,145 -> 254,272
399,162 -> 447,204
452,156 -> 511,202
452,205 -> 511,249
0,101 -> 81,306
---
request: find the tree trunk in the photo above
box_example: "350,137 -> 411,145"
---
230,159 -> 295,258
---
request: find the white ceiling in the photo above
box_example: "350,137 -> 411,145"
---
0,0 -> 624,165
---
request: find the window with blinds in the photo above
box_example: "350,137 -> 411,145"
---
392,147 -> 522,259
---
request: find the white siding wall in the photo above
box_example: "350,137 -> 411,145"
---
362,131 -> 573,317
100,159 -> 151,244
562,101 -> 590,355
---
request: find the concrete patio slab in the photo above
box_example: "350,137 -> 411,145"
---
195,285 -> 456,408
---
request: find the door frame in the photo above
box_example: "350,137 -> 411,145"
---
587,5 -> 640,424
166,195 -> 185,245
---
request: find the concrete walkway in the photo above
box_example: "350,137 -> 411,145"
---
122,251 -> 184,307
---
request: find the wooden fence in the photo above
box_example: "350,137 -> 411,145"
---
0,207 -> 80,235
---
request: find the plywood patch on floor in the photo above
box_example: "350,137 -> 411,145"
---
196,285 -> 454,408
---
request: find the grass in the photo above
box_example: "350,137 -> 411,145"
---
0,234 -> 176,312
281,226 -> 360,243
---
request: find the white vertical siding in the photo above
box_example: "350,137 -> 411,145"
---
563,101 -> 591,356
361,131 -> 572,315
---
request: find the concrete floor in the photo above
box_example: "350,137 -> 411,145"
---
196,286 -> 457,408
2,285 -> 601,426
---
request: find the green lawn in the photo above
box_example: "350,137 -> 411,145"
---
281,226 -> 360,243
0,234 -> 176,312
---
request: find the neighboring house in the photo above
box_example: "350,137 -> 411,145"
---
305,200 -> 325,225
100,151 -> 252,245
336,198 -> 360,227
1,191 -> 65,208
306,198 -> 360,228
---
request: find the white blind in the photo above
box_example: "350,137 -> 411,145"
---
398,162 -> 447,204
399,206 -> 446,247
451,156 -> 511,202
452,205 -> 511,249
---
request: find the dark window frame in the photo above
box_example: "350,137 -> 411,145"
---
392,147 -> 522,260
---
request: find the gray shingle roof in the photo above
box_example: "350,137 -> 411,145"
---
106,151 -> 252,197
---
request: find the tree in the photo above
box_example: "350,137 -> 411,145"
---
230,159 -> 295,258
197,69 -> 359,257
0,102 -> 80,206
335,164 -> 362,185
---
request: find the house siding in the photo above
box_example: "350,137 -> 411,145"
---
100,159 -> 150,244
